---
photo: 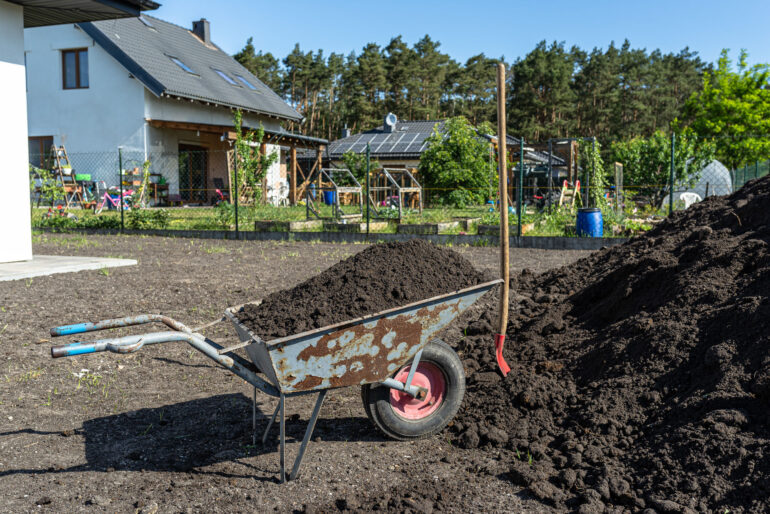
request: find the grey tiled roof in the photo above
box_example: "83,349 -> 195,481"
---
78,15 -> 301,121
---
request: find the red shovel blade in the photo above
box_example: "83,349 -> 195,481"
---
494,333 -> 511,376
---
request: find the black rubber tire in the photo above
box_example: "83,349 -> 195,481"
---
362,339 -> 465,440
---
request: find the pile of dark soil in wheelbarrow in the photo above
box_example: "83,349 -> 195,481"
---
236,239 -> 488,339
439,176 -> 770,512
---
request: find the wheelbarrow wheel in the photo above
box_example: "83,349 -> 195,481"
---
362,339 -> 465,440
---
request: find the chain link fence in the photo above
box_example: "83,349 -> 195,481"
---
28,137 -> 770,238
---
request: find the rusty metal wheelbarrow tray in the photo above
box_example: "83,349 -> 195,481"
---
49,278 -> 502,482
225,279 -> 502,395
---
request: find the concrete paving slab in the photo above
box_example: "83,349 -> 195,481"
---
0,255 -> 137,281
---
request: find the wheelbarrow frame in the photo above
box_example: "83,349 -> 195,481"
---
49,279 -> 502,482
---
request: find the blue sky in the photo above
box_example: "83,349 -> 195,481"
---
151,0 -> 770,67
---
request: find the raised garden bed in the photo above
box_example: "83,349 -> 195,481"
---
397,221 -> 460,235
254,220 -> 323,232
322,221 -> 389,233
452,217 -> 481,231
477,222 -> 535,236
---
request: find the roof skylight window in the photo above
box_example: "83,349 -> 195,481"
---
213,69 -> 239,86
235,75 -> 258,90
170,56 -> 195,74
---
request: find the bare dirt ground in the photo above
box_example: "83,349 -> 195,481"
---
0,233 -> 590,513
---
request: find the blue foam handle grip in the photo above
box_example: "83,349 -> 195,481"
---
51,323 -> 90,336
65,345 -> 97,356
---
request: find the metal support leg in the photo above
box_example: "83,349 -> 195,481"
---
279,394 -> 286,484
252,386 -> 257,446
289,390 -> 327,481
404,348 -> 423,389
262,400 -> 280,444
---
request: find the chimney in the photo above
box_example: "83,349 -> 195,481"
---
192,19 -> 210,45
341,126 -> 351,138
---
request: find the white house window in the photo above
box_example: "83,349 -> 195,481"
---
62,48 -> 88,89
235,74 -> 258,90
213,69 -> 239,86
170,56 -> 195,74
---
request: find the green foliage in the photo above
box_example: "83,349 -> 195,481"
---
214,201 -> 250,229
234,38 -> 283,92
36,213 -> 77,229
579,139 -> 607,206
126,208 -> 170,229
234,35 -> 708,143
682,49 -> 770,169
609,131 -> 715,207
30,165 -> 64,206
232,109 -> 279,204
341,151 -> 380,182
130,160 -> 152,208
419,117 -> 495,207
80,215 -> 121,229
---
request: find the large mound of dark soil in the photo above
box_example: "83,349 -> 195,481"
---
448,177 -> 770,512
236,239 -> 487,339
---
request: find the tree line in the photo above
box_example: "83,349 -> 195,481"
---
234,37 -> 708,144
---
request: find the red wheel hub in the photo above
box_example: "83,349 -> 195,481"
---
389,362 -> 446,420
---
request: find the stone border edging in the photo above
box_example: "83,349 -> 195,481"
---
35,227 -> 628,250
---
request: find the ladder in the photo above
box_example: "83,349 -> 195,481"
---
559,179 -> 581,208
48,145 -> 84,209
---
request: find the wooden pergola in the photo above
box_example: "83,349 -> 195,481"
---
147,119 -> 327,205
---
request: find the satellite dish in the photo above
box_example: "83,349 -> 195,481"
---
384,112 -> 397,132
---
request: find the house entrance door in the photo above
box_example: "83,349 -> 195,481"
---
179,144 -> 208,203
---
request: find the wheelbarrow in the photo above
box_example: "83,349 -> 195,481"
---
49,279 -> 501,482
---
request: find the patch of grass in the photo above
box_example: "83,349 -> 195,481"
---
204,245 -> 229,254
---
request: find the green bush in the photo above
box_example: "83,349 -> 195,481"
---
80,215 -> 122,229
36,214 -> 77,229
419,116 -> 495,207
214,202 -> 250,229
126,209 -> 170,229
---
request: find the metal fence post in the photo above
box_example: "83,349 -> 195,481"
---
118,147 -> 124,232
547,139 -> 553,212
234,146 -> 239,238
366,143 -> 371,238
518,138 -> 523,238
590,137 -> 596,207
668,133 -> 675,215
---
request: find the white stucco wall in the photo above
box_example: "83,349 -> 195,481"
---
25,24 -> 147,185
0,1 -> 33,262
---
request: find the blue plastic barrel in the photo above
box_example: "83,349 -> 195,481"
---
576,207 -> 603,237
323,191 -> 336,205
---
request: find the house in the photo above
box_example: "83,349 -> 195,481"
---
24,14 -> 325,205
1,0 -> 158,263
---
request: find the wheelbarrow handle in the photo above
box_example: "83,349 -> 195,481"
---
51,332 -> 190,358
51,314 -> 189,337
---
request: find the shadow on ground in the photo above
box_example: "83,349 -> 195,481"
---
0,393 -> 385,480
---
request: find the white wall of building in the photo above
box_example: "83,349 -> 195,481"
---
0,1 -> 33,263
